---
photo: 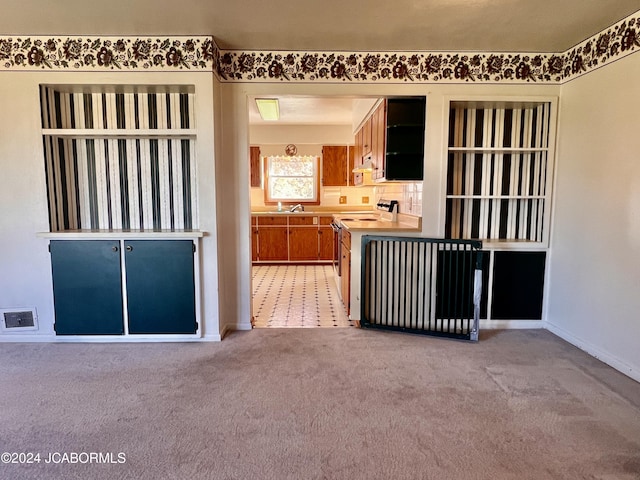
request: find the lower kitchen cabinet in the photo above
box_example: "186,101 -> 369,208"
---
289,227 -> 320,261
340,230 -> 351,314
252,214 -> 334,263
256,227 -> 289,261
50,239 -> 198,336
50,240 -> 125,335
318,218 -> 334,261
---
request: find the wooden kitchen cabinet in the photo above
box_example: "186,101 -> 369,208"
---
254,215 -> 288,261
340,229 -> 351,314
250,146 -> 261,187
289,215 -> 319,261
353,97 -> 426,183
252,214 -> 334,263
318,217 -> 334,261
348,145 -> 356,186
361,116 -> 372,157
371,101 -> 387,180
289,227 -> 320,261
322,145 -> 348,186
251,216 -> 258,261
256,227 -> 288,261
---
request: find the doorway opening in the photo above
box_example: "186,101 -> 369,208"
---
248,95 -> 378,329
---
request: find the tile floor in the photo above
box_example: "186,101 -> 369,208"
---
252,265 -> 353,328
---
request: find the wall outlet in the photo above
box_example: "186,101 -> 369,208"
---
361,196 -> 369,204
339,196 -> 347,204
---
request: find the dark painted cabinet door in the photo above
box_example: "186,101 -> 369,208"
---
491,251 -> 546,320
50,240 -> 124,335
125,240 -> 197,334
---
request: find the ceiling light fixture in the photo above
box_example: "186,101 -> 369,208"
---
255,98 -> 280,121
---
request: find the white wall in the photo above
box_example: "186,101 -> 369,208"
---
250,124 -> 353,145
0,71 -> 220,340
546,53 -> 640,381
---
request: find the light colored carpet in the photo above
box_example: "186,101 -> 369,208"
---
1,329 -> 639,480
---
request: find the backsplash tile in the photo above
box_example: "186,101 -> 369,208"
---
374,182 -> 422,217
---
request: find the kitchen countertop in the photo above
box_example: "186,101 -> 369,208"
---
250,209 -> 371,216
336,213 -> 421,232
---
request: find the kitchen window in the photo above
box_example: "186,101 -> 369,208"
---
264,155 -> 320,205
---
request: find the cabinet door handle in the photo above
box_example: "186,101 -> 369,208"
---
112,246 -> 119,252
125,245 -> 133,252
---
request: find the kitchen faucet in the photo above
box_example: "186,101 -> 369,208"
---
290,203 -> 304,212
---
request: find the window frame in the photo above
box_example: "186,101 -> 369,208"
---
263,155 -> 321,206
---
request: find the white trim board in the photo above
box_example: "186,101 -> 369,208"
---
546,321 -> 640,384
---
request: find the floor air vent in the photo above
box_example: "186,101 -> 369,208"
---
1,308 -> 38,331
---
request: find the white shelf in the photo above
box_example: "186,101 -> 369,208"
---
42,128 -> 197,138
446,195 -> 546,200
37,230 -> 205,240
447,147 -> 548,153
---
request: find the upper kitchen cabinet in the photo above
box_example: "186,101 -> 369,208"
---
381,97 -> 426,181
353,96 -> 426,184
322,145 -> 348,186
250,146 -> 261,187
40,84 -> 198,232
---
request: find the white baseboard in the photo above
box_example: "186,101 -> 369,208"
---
480,319 -> 544,329
0,333 -> 220,343
202,333 -> 222,341
545,321 -> 640,383
0,334 -> 56,342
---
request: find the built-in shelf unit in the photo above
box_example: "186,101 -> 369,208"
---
445,100 -> 555,246
40,85 -> 198,232
443,98 -> 557,322
39,85 -> 202,338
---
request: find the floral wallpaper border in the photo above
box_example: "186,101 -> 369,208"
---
216,11 -> 640,84
1,10 -> 638,83
0,36 -> 217,71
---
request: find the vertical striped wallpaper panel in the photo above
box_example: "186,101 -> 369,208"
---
40,87 -> 196,130
41,87 -> 198,231
445,103 -> 551,242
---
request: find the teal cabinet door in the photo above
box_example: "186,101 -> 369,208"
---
50,240 -> 125,335
124,240 -> 197,334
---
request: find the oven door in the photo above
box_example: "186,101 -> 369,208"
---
330,222 -> 341,278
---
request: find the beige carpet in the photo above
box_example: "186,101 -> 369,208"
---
1,329 -> 639,480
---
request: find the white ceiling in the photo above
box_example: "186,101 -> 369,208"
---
2,0 -> 639,53
4,0 -> 639,126
249,96 -> 370,126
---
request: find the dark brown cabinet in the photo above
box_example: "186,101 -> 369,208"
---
348,145 -> 356,186
371,101 -> 386,180
319,217 -> 333,261
322,145 -> 348,186
250,146 -> 261,187
354,97 -> 426,183
252,215 -> 334,263
340,229 -> 351,314
251,216 -> 258,261
252,216 -> 288,261
361,116 -> 372,157
289,216 -> 320,261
